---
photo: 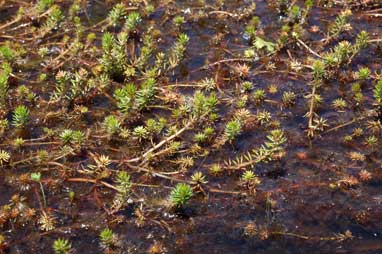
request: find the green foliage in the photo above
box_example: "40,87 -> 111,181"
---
101,32 -> 128,77
192,91 -> 218,117
354,31 -> 369,52
356,67 -> 370,80
242,81 -> 253,92
168,33 -> 189,69
36,0 -> 54,13
289,5 -> 301,23
114,79 -> 156,112
30,172 -> 42,181
53,238 -> 72,254
0,44 -> 15,62
245,16 -> 260,38
194,132 -> 206,143
66,69 -> 91,101
329,10 -> 351,37
16,85 -> 34,98
209,163 -> 222,175
224,119 -> 242,142
253,89 -> 266,103
146,118 -> 166,134
12,105 -> 29,128
124,12 -> 141,32
282,91 -> 296,106
44,5 -> 64,30
136,78 -> 156,110
305,0 -> 313,9
103,115 -> 121,136
256,110 -> 272,126
373,80 -> 382,105
116,171 -> 132,195
242,170 -> 256,182
68,1 -> 80,18
145,5 -> 155,15
108,3 -> 126,26
99,228 -> 116,248
135,34 -> 154,70
113,171 -> 132,207
312,60 -> 325,80
323,41 -> 352,68
170,183 -> 193,207
302,0 -> 313,19
332,98 -> 347,110
59,129 -> 85,145
194,127 -> 215,143
132,126 -> 149,141
226,129 -> 287,169
173,15 -> 186,27
102,32 -> 114,52
0,62 -> 11,106
253,37 -> 275,53
191,171 -> 207,184
114,83 -> 137,113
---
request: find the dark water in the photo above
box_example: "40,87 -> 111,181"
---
1,0 -> 382,253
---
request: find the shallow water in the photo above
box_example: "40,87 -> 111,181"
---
1,0 -> 382,253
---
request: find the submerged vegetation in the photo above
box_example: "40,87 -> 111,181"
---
0,0 -> 382,253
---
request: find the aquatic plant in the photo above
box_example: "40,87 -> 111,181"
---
1,0 -> 382,251
332,98 -> 347,110
331,10 -> 352,36
43,5 -> 64,32
241,81 -> 254,92
108,3 -> 126,27
0,63 -> 11,106
224,119 -> 242,142
312,60 -> 325,80
124,12 -> 142,32
245,16 -> 260,39
0,150 -> 10,165
194,132 -> 207,143
135,78 -> 156,110
209,164 -> 223,175
0,44 -> 15,62
253,89 -> 266,103
282,91 -> 296,107
12,105 -> 29,128
356,67 -> 371,80
241,170 -> 261,188
103,115 -> 121,136
173,15 -> 186,27
168,33 -> 189,69
113,171 -> 132,208
170,183 -> 193,207
59,129 -> 85,145
38,211 -> 56,231
132,126 -> 149,141
191,171 -> 207,184
146,118 -> 166,134
192,91 -> 218,117
289,5 -> 301,23
114,83 -> 137,113
373,80 -> 382,105
225,129 -> 287,169
99,228 -> 120,250
53,238 -> 72,254
36,0 -> 54,13
256,110 -> 272,126
100,32 -> 127,77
